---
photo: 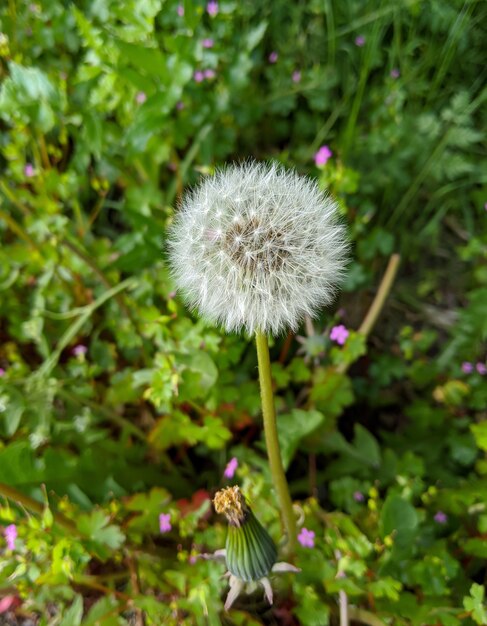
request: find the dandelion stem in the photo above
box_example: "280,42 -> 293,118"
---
255,331 -> 297,557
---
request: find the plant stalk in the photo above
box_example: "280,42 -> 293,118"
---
255,331 -> 297,556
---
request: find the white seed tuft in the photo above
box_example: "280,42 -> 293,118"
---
168,160 -> 349,335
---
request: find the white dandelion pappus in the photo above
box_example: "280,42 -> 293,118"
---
168,160 -> 348,335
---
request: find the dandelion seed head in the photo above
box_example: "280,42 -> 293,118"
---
168,160 -> 349,335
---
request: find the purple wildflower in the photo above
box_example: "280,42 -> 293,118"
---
177,4 -> 184,16
194,70 -> 205,83
314,145 -> 333,167
355,35 -> 365,47
298,527 -> 315,548
434,511 -> 448,525
353,491 -> 365,502
72,345 -> 87,357
330,324 -> 349,345
24,163 -> 35,178
390,68 -> 400,79
292,70 -> 301,83
223,457 -> 238,479
202,38 -> 214,48
135,91 -> 147,104
176,101 -> 185,110
204,69 -> 216,79
268,51 -> 278,63
461,362 -> 473,374
159,513 -> 172,533
207,1 -> 218,17
476,362 -> 487,375
4,525 -> 17,550
0,368 -> 5,377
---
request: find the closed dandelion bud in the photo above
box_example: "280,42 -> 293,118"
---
168,160 -> 348,335
210,486 -> 300,610
214,486 -> 277,582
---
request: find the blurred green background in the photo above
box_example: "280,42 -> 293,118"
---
0,1 -> 486,624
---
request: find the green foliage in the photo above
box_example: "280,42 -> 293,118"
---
0,0 -> 486,624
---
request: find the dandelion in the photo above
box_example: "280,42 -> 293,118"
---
4,524 -> 17,550
169,160 -> 348,560
462,362 -> 473,373
207,1 -> 218,16
355,35 -> 365,47
177,4 -> 184,16
135,91 -> 147,104
330,324 -> 349,345
314,145 -> 333,167
202,487 -> 299,610
202,38 -> 214,48
24,163 -> 35,177
297,527 -> 315,548
268,51 -> 278,63
193,70 -> 205,83
476,362 -> 487,375
292,70 -> 301,83
434,511 -> 447,524
72,345 -> 87,357
159,513 -> 172,533
168,160 -> 348,336
224,457 -> 238,479
390,68 -> 400,79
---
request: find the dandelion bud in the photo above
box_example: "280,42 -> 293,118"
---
214,486 -> 277,582
168,160 -> 348,335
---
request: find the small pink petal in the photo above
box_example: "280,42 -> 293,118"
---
314,145 -> 333,166
159,513 -> 172,533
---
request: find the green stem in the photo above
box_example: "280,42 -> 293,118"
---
255,332 -> 297,557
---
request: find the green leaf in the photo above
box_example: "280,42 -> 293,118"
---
464,583 -> 487,625
60,595 -> 83,626
77,510 -> 125,552
380,495 -> 418,544
82,596 -> 124,625
0,386 -> 25,437
471,421 -> 487,451
276,409 -> 324,470
309,367 -> 354,418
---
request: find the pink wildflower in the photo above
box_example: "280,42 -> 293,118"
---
314,145 -> 332,167
298,527 -> 315,548
434,511 -> 447,524
330,324 -> 349,345
390,68 -> 400,79
207,1 -> 218,17
194,70 -> 205,83
268,51 -> 278,63
204,69 -> 216,79
0,368 -> 5,377
462,362 -> 473,373
202,38 -> 214,48
72,345 -> 87,357
292,70 -> 301,83
177,4 -> 184,16
159,513 -> 172,533
223,457 -> 238,479
24,163 -> 35,177
476,362 -> 487,375
355,35 -> 365,47
4,524 -> 17,550
135,91 -> 147,104
353,491 -> 365,502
